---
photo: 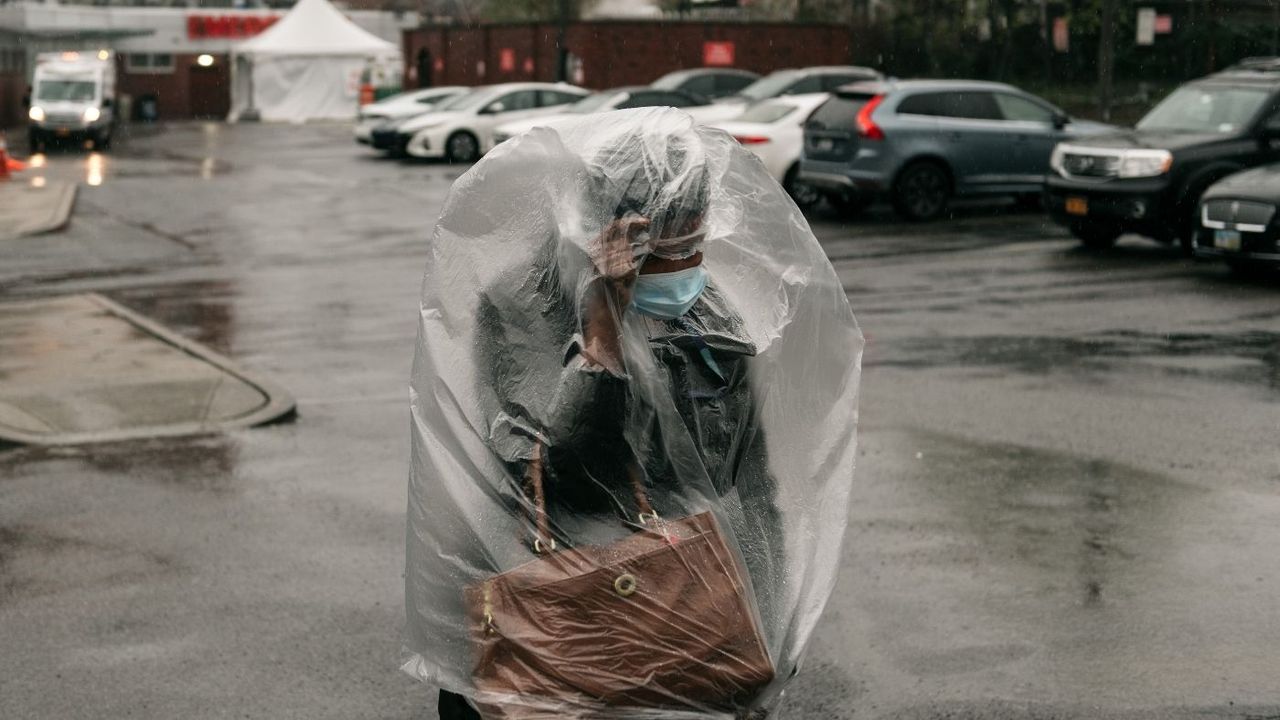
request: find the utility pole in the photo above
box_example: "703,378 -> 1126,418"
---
556,0 -> 570,82
848,0 -> 858,64
1098,0 -> 1116,121
1040,0 -> 1051,84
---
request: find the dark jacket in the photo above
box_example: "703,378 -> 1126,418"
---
474,243 -> 784,614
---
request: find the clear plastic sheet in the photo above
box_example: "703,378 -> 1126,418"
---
405,107 -> 863,719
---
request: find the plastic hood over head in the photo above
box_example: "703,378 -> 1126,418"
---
405,107 -> 862,719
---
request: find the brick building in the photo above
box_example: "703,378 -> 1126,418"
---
0,1 -> 414,128
401,20 -> 861,92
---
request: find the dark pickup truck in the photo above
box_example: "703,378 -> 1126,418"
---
1045,58 -> 1280,250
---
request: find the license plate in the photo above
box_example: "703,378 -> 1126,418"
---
55,128 -> 70,137
1065,196 -> 1088,216
1214,229 -> 1242,251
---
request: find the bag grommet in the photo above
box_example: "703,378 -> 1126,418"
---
614,573 -> 638,597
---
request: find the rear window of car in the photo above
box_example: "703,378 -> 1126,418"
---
680,75 -> 717,97
716,74 -> 756,94
739,101 -> 798,124
896,91 -> 1000,120
786,76 -> 825,94
806,95 -> 871,129
539,90 -> 582,107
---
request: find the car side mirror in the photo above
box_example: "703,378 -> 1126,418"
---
1052,113 -> 1069,130
483,102 -> 506,114
102,98 -> 113,109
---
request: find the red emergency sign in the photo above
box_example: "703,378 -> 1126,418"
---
187,15 -> 279,40
703,41 -> 735,67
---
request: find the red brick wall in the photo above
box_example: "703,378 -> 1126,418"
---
1,72 -> 27,130
403,21 -> 858,90
119,53 -> 231,121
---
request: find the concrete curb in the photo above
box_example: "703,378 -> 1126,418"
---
0,293 -> 296,446
0,180 -> 77,242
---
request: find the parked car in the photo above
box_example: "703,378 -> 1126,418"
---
650,68 -> 760,101
799,79 -> 1113,220
1046,57 -> 1280,250
1192,164 -> 1280,271
492,86 -> 708,146
355,86 -> 467,149
709,93 -> 832,207
384,82 -> 590,162
690,66 -> 882,124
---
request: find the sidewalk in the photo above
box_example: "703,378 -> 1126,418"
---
0,293 -> 295,445
0,179 -> 77,242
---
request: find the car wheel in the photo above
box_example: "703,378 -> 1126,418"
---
93,131 -> 112,151
28,128 -> 44,153
1070,224 -> 1121,250
1226,259 -> 1270,279
782,166 -> 821,209
824,189 -> 871,216
445,131 -> 480,164
892,161 -> 950,221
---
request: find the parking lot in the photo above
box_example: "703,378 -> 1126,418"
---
3,122 -> 1280,719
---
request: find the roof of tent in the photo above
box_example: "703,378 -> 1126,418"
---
234,0 -> 399,58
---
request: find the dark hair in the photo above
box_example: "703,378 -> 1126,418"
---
608,137 -> 710,228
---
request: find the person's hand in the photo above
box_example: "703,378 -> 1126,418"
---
589,215 -> 651,289
580,215 -> 649,373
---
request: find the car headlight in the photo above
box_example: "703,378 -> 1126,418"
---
83,107 -> 101,123
1117,149 -> 1172,178
29,106 -> 45,122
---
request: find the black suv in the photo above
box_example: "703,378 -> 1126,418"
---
1045,58 -> 1280,250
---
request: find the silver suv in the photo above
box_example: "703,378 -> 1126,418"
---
799,80 -> 1113,220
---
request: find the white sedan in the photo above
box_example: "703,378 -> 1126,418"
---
492,86 -> 708,146
398,82 -> 589,163
354,86 -> 467,147
710,93 -> 831,207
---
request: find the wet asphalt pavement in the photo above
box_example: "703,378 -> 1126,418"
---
3,122 -> 1280,719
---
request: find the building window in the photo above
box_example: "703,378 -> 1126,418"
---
0,49 -> 26,74
126,53 -> 176,74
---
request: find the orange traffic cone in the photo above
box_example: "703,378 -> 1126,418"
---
0,132 -> 10,181
0,131 -> 24,180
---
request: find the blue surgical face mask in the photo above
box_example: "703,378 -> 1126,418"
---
631,266 -> 708,320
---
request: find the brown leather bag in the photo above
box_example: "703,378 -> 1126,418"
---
464,445 -> 775,719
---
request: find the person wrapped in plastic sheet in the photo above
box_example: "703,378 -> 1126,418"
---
405,107 -> 863,720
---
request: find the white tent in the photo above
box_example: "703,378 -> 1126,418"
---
229,0 -> 401,123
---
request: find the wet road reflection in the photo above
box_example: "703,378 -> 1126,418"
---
4,122 -> 1280,719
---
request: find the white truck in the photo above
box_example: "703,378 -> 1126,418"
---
28,50 -> 118,151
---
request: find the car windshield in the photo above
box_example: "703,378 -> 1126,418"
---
568,92 -> 622,113
736,71 -> 801,101
737,101 -> 798,124
1136,85 -> 1270,134
36,80 -> 96,102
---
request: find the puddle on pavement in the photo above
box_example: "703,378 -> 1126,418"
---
878,331 -> 1280,390
0,434 -> 240,493
0,522 -> 181,603
109,281 -> 238,356
850,428 -> 1280,704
